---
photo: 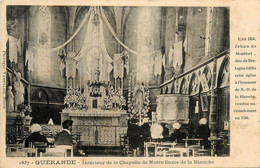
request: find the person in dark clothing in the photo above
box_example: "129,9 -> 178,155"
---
55,120 -> 74,146
195,118 -> 211,148
188,116 -> 199,138
139,121 -> 151,153
140,122 -> 151,142
161,123 -> 170,141
25,124 -> 49,148
171,122 -> 186,144
127,118 -> 140,150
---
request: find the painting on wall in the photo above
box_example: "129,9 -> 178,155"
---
200,94 -> 208,112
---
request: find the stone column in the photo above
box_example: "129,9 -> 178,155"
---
114,7 -> 123,53
68,7 -> 77,52
210,8 -> 227,56
209,58 -> 217,135
66,7 -> 77,89
208,8 -> 227,136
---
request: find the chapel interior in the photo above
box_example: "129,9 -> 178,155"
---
5,6 -> 230,157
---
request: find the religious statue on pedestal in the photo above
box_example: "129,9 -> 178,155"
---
128,71 -> 150,125
13,72 -> 24,111
6,86 -> 14,113
133,82 -> 145,113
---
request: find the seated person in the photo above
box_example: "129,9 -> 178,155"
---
140,119 -> 151,142
127,118 -> 140,150
150,122 -> 164,142
139,118 -> 151,152
161,123 -> 170,141
171,122 -> 186,144
25,123 -> 49,148
54,120 -> 74,146
188,117 -> 199,138
195,118 -> 211,148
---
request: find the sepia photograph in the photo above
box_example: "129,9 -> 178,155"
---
3,5 -> 231,158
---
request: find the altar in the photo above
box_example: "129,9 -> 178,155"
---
58,8 -> 131,147
60,108 -> 127,147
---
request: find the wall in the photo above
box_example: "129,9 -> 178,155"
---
210,8 -> 229,57
28,6 -> 67,88
124,7 -> 162,86
164,7 -> 177,66
184,7 -> 207,72
26,6 -> 67,124
30,86 -> 65,124
6,8 -> 28,79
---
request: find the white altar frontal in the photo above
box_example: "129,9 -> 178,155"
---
61,78 -> 128,147
60,108 -> 127,147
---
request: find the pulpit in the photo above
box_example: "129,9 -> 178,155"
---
60,108 -> 127,146
156,94 -> 189,124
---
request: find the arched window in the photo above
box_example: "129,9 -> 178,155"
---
189,73 -> 199,95
218,59 -> 230,87
32,89 -> 49,103
201,66 -> 212,91
51,91 -> 65,104
37,6 -> 51,78
180,78 -> 187,94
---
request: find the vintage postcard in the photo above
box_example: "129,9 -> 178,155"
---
0,0 -> 259,167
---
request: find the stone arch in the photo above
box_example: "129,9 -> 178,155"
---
32,88 -> 49,103
218,56 -> 230,88
189,73 -> 199,95
216,56 -> 230,133
200,65 -> 212,91
170,83 -> 175,94
179,78 -> 188,94
51,91 -> 65,104
165,86 -> 169,94
160,88 -> 163,94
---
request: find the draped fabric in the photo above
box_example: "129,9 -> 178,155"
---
173,41 -> 183,70
59,61 -> 66,75
168,46 -> 174,66
107,63 -> 113,81
113,54 -> 123,79
74,7 -> 113,82
29,6 -> 92,53
183,36 -> 188,53
162,53 -> 166,67
66,59 -> 76,78
28,6 -> 161,59
100,7 -> 161,56
25,46 -> 36,71
8,35 -> 19,63
152,51 -> 166,76
17,38 -> 21,56
154,51 -> 162,76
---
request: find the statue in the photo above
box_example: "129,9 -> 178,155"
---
6,86 -> 14,113
14,72 -> 24,111
134,83 -> 145,113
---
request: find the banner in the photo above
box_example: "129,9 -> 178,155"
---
113,53 -> 123,78
173,40 -> 183,70
66,59 -> 76,78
